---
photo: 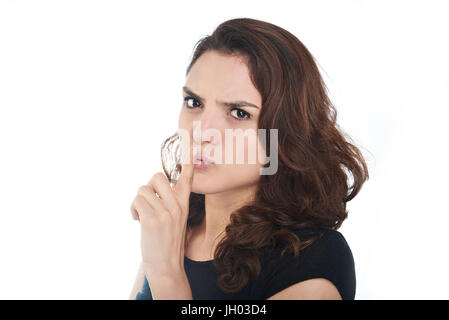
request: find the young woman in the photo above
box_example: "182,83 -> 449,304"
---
129,17 -> 369,300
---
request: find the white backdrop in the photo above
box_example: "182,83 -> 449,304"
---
0,0 -> 448,299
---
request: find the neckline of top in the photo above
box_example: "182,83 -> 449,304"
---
184,255 -> 214,265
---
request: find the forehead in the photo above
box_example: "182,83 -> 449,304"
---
185,50 -> 261,105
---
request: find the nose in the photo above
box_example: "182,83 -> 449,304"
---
192,107 -> 221,146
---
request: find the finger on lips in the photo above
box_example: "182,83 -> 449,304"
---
173,141 -> 195,200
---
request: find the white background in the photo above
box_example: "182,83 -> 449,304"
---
0,0 -> 448,299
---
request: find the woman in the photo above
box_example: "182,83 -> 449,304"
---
129,17 -> 369,300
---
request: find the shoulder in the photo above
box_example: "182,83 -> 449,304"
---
260,227 -> 356,300
298,228 -> 354,265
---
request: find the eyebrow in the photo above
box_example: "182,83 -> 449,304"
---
182,86 -> 260,109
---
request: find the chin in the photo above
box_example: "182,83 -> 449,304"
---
191,183 -> 220,195
190,175 -> 212,194
190,175 -> 225,195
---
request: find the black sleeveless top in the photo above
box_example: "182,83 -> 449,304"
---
135,227 -> 356,300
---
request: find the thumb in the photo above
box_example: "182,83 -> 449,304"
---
173,139 -> 194,201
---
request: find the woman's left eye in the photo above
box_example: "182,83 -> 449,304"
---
230,108 -> 251,121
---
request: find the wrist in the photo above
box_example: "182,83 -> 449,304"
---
143,264 -> 192,300
142,261 -> 185,279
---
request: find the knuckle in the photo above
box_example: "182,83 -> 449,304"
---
152,172 -> 167,182
132,196 -> 142,210
137,185 -> 149,195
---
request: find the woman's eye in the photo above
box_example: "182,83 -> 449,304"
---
183,96 -> 201,108
183,96 -> 251,121
230,108 -> 251,121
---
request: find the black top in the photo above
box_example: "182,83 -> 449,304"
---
135,227 -> 356,300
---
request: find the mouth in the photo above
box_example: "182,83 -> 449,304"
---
194,153 -> 215,169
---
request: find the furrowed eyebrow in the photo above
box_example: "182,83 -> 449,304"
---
182,86 -> 260,109
182,87 -> 205,102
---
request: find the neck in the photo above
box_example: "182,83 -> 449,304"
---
194,183 -> 258,247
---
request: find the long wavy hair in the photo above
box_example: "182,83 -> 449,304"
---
160,17 -> 370,294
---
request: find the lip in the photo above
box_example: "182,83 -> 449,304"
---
193,152 -> 215,169
194,159 -> 214,169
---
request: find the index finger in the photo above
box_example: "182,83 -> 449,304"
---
173,136 -> 195,200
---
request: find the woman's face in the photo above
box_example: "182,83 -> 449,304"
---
178,50 -> 265,195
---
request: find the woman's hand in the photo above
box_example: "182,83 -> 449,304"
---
130,143 -> 194,278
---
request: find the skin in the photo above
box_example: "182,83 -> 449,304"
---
130,142 -> 195,299
129,49 -> 342,300
178,50 -> 265,258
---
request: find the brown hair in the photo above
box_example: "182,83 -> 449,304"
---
161,17 -> 370,294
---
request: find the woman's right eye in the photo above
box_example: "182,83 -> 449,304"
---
183,96 -> 201,108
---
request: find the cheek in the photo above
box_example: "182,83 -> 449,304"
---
178,109 -> 190,130
220,129 -> 265,164
228,136 -> 265,184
